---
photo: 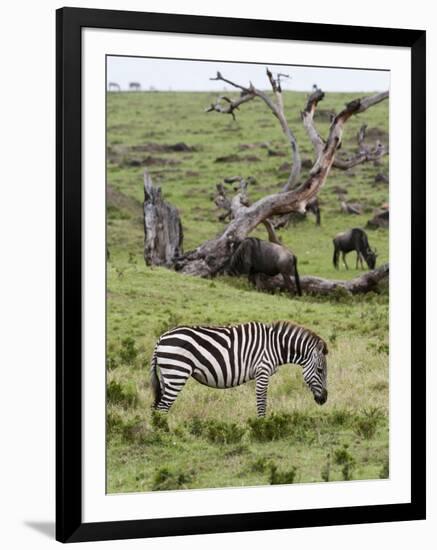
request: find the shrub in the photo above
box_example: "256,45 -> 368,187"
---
329,408 -> 354,428
205,420 -> 246,444
120,416 -> 148,443
334,445 -> 356,481
379,458 -> 389,479
330,286 -> 352,303
269,463 -> 297,485
249,457 -> 270,473
119,337 -> 138,364
377,343 -> 389,354
106,353 -> 119,371
152,467 -> 194,491
151,410 -> 170,432
354,407 -> 384,440
187,416 -> 204,437
107,412 -> 162,444
187,417 -> 246,444
328,329 -> 338,345
107,379 -> 138,408
248,413 -> 292,442
248,412 -> 318,444
224,444 -> 249,457
321,453 -> 331,482
106,409 -> 124,435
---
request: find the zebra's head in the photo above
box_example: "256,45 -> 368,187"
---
302,339 -> 328,405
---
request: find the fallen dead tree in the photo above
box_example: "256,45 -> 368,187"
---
250,264 -> 389,296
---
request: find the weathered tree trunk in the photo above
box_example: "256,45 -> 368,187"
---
253,264 -> 389,295
143,171 -> 183,267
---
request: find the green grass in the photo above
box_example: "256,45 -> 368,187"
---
106,87 -> 389,493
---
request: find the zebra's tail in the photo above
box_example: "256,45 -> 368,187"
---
150,349 -> 162,409
293,257 -> 302,296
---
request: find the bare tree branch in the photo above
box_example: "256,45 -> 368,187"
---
356,91 -> 389,112
301,87 -> 326,160
209,71 -> 251,93
302,90 -> 389,171
262,219 -> 281,244
206,69 -> 301,189
214,177 -> 281,244
206,93 -> 255,121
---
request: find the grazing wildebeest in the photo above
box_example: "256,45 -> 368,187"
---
108,82 -> 121,92
129,81 -> 141,91
229,237 -> 302,296
333,228 -> 377,270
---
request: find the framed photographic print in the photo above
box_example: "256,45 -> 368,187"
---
56,7 -> 426,543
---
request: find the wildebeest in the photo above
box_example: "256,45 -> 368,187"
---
306,197 -> 321,226
333,228 -> 377,270
366,208 -> 389,229
229,237 -> 302,296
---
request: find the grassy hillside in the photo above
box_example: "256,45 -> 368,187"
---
106,88 -> 389,493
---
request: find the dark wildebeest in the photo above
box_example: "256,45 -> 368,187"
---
229,237 -> 302,296
307,197 -> 321,226
333,228 -> 377,270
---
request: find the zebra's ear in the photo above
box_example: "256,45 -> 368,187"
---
318,339 -> 328,355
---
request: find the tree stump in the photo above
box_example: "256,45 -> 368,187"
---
143,170 -> 183,267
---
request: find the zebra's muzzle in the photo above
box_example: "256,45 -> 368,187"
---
314,389 -> 328,405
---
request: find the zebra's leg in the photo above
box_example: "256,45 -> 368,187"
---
255,370 -> 270,417
155,366 -> 191,413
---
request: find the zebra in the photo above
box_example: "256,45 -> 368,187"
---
150,321 -> 328,417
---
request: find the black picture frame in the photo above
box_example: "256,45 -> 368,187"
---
56,6 -> 426,543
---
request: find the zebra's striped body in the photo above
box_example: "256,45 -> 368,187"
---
151,321 -> 328,417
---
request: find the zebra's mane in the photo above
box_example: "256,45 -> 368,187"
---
271,321 -> 328,354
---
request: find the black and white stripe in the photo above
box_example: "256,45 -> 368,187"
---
151,321 -> 328,417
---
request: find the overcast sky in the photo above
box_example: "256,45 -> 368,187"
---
107,56 -> 390,93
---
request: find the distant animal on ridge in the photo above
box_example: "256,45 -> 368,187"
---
108,82 -> 121,92
333,228 -> 377,270
151,321 -> 328,417
229,237 -> 302,296
129,82 -> 141,91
